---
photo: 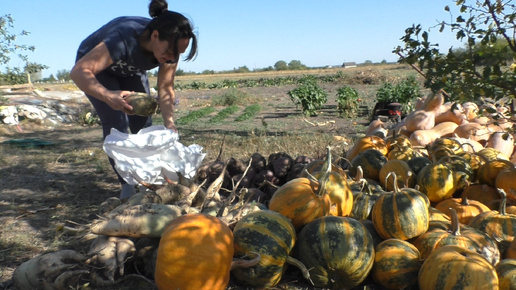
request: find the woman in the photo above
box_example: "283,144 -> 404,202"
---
70,0 -> 197,200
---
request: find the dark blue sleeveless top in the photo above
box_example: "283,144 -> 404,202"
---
76,16 -> 159,77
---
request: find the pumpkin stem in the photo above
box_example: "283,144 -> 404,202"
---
449,208 -> 461,236
385,172 -> 399,193
496,188 -> 508,215
286,256 -> 314,286
316,146 -> 332,197
231,252 -> 261,270
460,182 -> 471,206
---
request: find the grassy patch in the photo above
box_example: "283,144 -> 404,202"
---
236,104 -> 261,121
212,88 -> 255,106
175,106 -> 216,125
209,105 -> 240,123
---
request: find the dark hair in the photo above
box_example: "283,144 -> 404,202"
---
143,0 -> 197,61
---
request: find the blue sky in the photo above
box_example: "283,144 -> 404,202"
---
2,1 -> 464,77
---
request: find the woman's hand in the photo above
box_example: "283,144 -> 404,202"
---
103,91 -> 134,114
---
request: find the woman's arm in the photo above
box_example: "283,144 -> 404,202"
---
157,62 -> 178,130
70,42 -> 133,113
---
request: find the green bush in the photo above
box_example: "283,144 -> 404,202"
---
375,75 -> 421,113
336,86 -> 360,117
288,78 -> 328,116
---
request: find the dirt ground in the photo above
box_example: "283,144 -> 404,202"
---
0,76 -> 386,289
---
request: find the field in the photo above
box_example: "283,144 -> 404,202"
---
0,64 -> 421,289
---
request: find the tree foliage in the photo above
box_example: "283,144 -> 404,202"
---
394,0 -> 516,102
0,14 -> 35,66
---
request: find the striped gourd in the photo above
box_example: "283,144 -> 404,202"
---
418,245 -> 499,290
371,238 -> 421,290
294,216 -> 375,289
232,210 -> 303,288
372,173 -> 429,240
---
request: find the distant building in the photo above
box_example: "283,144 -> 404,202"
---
342,62 -> 357,68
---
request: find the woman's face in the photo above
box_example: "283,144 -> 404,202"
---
151,31 -> 190,64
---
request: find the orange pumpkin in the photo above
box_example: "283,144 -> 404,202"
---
269,172 -> 331,230
345,135 -> 388,162
464,183 -> 500,210
495,167 -> 516,204
435,184 -> 490,224
154,213 -> 234,290
302,147 -> 353,217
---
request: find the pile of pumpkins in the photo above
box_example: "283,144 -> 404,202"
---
154,92 -> 516,289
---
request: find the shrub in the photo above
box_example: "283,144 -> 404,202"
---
288,77 -> 328,116
336,86 -> 360,117
375,75 -> 421,113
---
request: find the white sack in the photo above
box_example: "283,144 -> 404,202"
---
103,125 -> 206,185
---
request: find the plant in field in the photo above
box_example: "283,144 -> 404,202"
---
336,86 -> 360,117
376,76 -> 421,113
212,88 -> 251,106
288,77 -> 328,116
236,104 -> 261,121
175,106 -> 216,125
209,105 -> 240,123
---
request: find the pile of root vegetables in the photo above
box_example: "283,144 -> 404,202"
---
11,91 -> 516,290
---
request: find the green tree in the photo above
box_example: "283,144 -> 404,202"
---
24,62 -> 48,84
288,60 -> 307,70
56,69 -> 71,81
274,60 -> 288,70
394,0 -> 516,101
0,14 -> 35,65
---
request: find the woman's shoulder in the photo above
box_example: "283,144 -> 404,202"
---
104,16 -> 151,31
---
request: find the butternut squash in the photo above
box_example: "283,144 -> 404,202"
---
404,92 -> 444,133
486,131 -> 515,159
462,102 -> 479,121
410,122 -> 459,147
365,119 -> 387,138
451,136 -> 484,153
434,102 -> 466,125
454,122 -> 490,144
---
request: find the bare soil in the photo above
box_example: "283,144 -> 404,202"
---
0,72 -> 388,289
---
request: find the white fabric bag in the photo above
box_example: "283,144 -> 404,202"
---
103,125 -> 206,185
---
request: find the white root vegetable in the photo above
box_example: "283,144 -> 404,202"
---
90,203 -> 182,237
12,249 -> 88,290
86,236 -> 136,286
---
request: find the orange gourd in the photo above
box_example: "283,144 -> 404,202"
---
435,185 -> 490,225
345,135 -> 388,162
269,150 -> 333,230
154,213 -> 234,290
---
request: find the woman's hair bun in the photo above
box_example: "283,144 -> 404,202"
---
149,0 -> 168,18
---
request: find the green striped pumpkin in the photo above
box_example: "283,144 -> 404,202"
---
231,210 -> 297,288
371,238 -> 422,290
412,209 -> 500,265
294,216 -> 375,289
418,245 -> 499,290
468,189 -> 516,245
372,174 -> 429,240
496,259 -> 516,290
